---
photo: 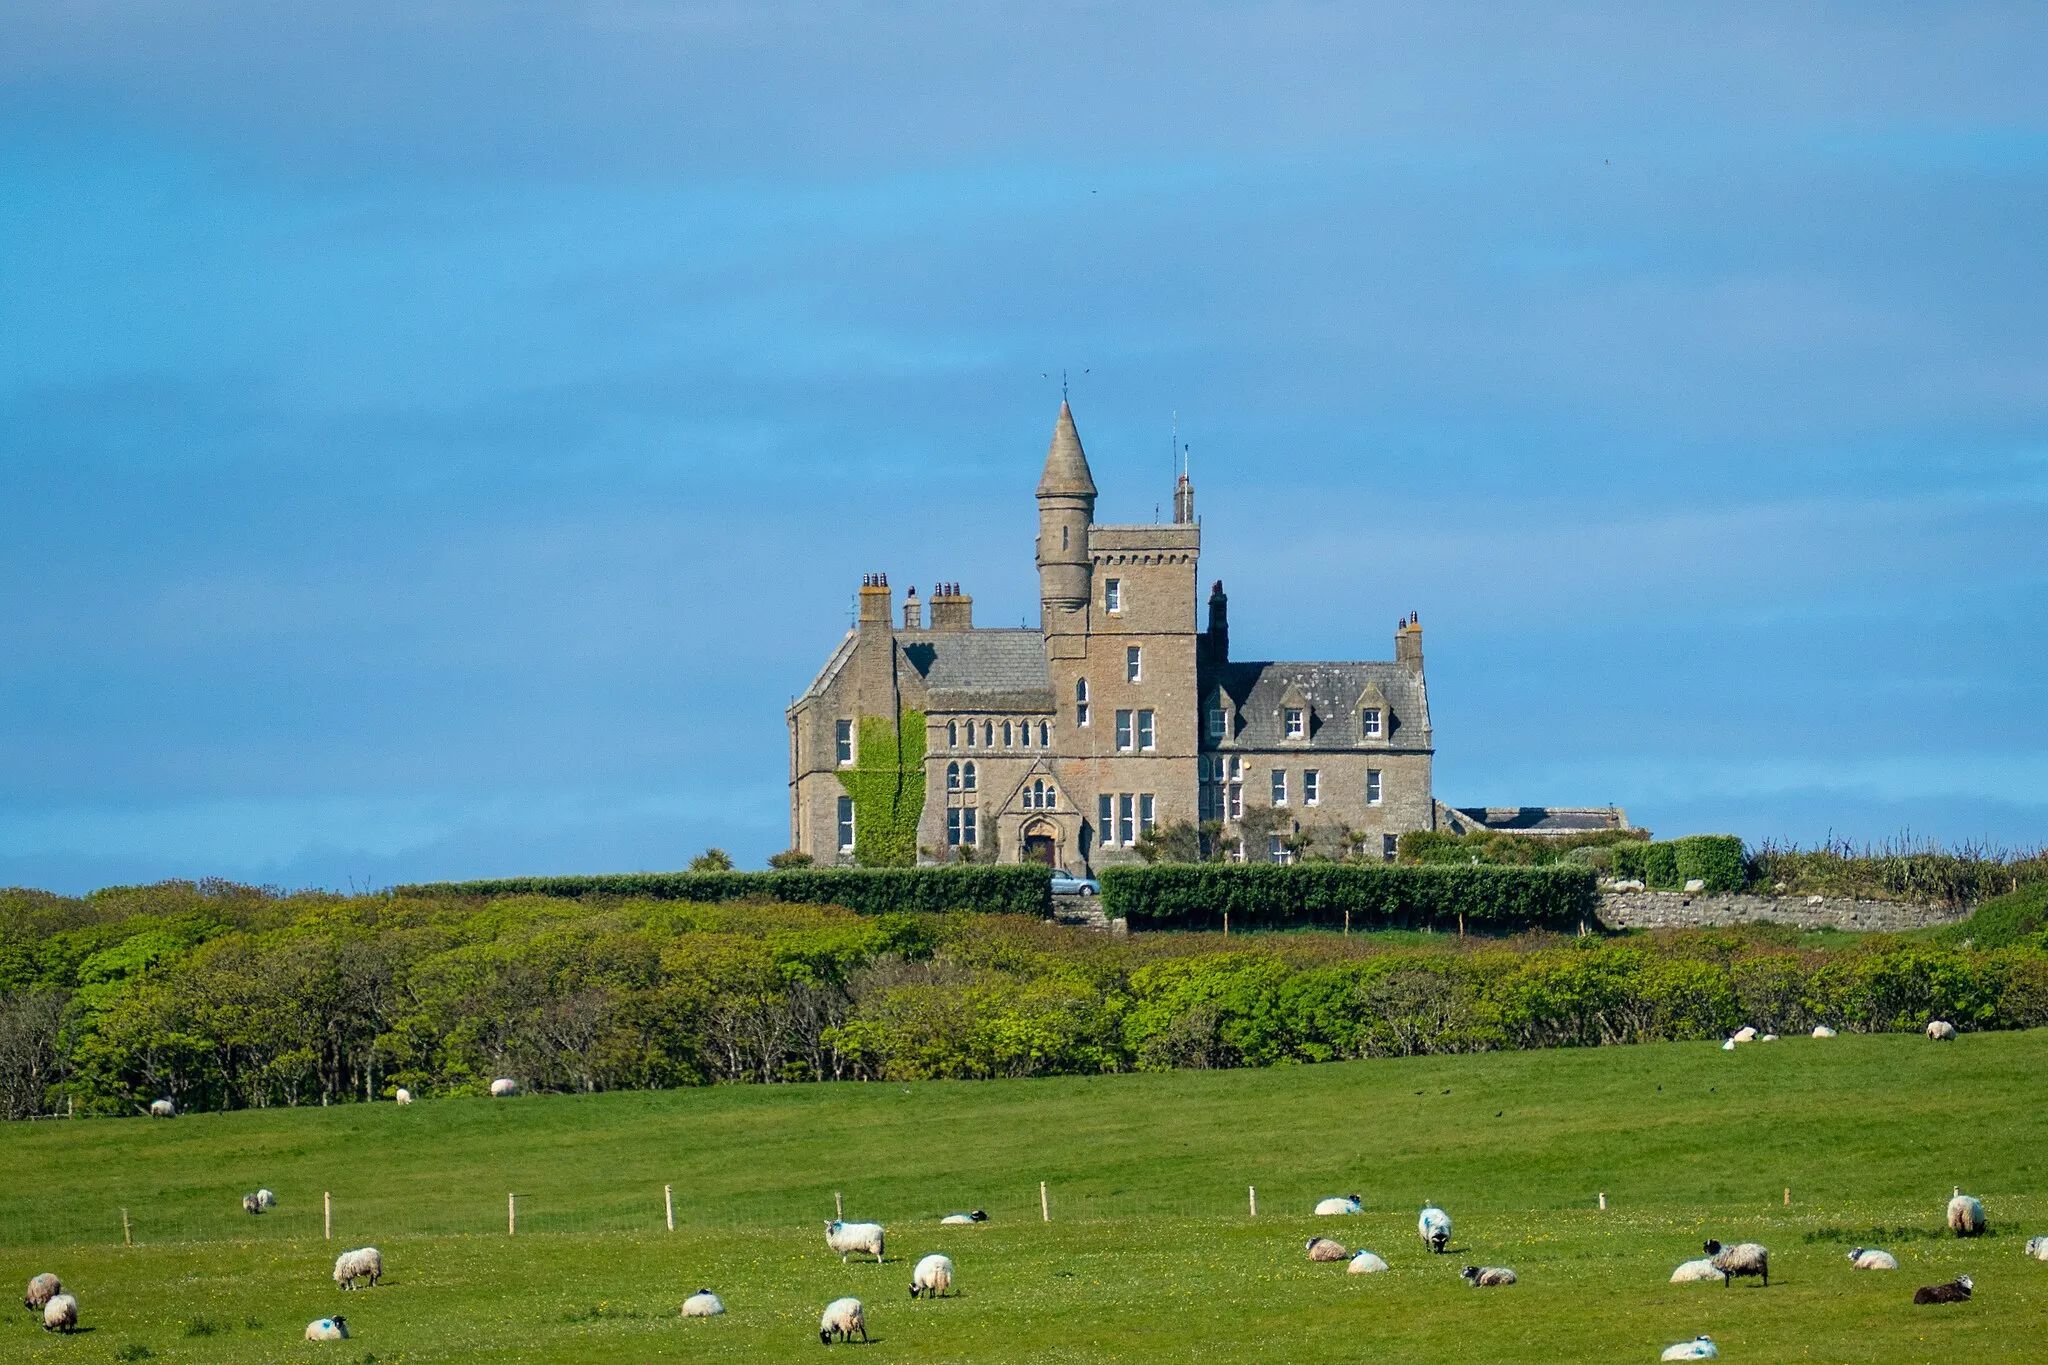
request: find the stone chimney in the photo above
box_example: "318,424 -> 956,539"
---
929,582 -> 973,631
857,573 -> 892,631
902,585 -> 922,630
1395,610 -> 1423,671
1173,470 -> 1195,525
1205,580 -> 1229,663
855,573 -> 899,718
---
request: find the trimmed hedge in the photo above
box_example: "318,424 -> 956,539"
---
393,864 -> 1052,917
1612,835 -> 1745,893
1099,863 -> 1599,933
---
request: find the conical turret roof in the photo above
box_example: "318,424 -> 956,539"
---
1036,400 -> 1097,498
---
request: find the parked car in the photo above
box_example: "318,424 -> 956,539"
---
1049,868 -> 1099,896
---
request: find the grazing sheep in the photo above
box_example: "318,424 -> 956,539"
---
1346,1250 -> 1390,1274
1730,1027 -> 1757,1043
24,1273 -> 62,1311
1848,1247 -> 1899,1270
819,1296 -> 867,1344
1948,1188 -> 1986,1237
910,1253 -> 954,1299
1812,1026 -> 1837,1038
1460,1265 -> 1516,1286
394,1088 -> 413,1105
42,1294 -> 78,1333
305,1316 -> 349,1341
1315,1195 -> 1363,1216
939,1210 -> 987,1225
1914,1274 -> 1973,1304
243,1193 -> 263,1215
2025,1235 -> 2048,1261
149,1098 -> 176,1117
1305,1237 -> 1348,1262
489,1078 -> 518,1097
1661,1336 -> 1718,1360
826,1220 -> 886,1264
1418,1205 -> 1452,1253
1669,1258 -> 1726,1284
256,1188 -> 275,1210
1927,1020 -> 1956,1041
332,1246 -> 383,1290
1704,1239 -> 1769,1287
680,1290 -> 725,1317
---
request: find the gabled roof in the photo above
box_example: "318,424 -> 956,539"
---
901,629 -> 1054,713
1208,661 -> 1429,748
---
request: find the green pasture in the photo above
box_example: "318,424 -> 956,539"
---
3,1030 -> 2045,1362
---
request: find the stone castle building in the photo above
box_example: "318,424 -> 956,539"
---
787,402 -> 1462,870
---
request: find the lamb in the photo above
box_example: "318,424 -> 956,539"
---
910,1253 -> 954,1298
826,1220 -> 886,1264
333,1246 -> 383,1290
1460,1265 -> 1516,1286
2025,1235 -> 2048,1261
1847,1247 -> 1898,1270
939,1210 -> 987,1225
1418,1204 -> 1452,1253
42,1293 -> 78,1333
1927,1020 -> 1957,1041
1811,1026 -> 1837,1038
1704,1239 -> 1769,1287
149,1098 -> 176,1117
1668,1258 -> 1726,1283
24,1273 -> 62,1311
394,1088 -> 413,1105
1305,1237 -> 1348,1262
1661,1336 -> 1719,1360
1346,1250 -> 1390,1274
1948,1188 -> 1986,1237
489,1078 -> 518,1097
680,1290 -> 726,1317
1315,1195 -> 1363,1216
305,1316 -> 350,1341
1721,1039 -> 1738,1051
1914,1274 -> 1973,1304
819,1296 -> 867,1344
256,1188 -> 275,1210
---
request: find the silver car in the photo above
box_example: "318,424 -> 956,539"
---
1049,868 -> 1099,896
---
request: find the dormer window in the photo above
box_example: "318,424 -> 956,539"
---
1284,708 -> 1305,739
1361,707 -> 1383,738
1207,707 -> 1227,740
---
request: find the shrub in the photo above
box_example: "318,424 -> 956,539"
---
395,865 -> 1052,917
1673,835 -> 1745,893
1612,841 -> 1682,889
1098,863 -> 1598,933
1941,883 -> 2048,950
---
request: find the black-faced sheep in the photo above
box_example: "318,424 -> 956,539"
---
1660,1336 -> 1718,1359
1948,1188 -> 1986,1237
243,1193 -> 263,1215
910,1253 -> 953,1298
1927,1020 -> 1957,1041
1914,1274 -> 1972,1304
680,1290 -> 725,1317
1315,1195 -> 1363,1216
42,1294 -> 79,1332
826,1220 -> 885,1263
1704,1239 -> 1769,1287
1460,1265 -> 1516,1286
1305,1237 -> 1348,1262
148,1098 -> 175,1117
939,1210 -> 987,1225
1419,1205 -> 1452,1253
1847,1247 -> 1898,1270
23,1273 -> 61,1311
1347,1250 -> 1389,1274
305,1315 -> 349,1340
819,1296 -> 867,1344
2026,1235 -> 2048,1261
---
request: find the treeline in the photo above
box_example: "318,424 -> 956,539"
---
5,879 -> 2047,1119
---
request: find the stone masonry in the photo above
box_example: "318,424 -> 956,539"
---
1599,890 -> 1969,933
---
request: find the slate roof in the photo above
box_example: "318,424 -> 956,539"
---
1455,807 -> 1630,834
904,629 -> 1054,713
1206,661 -> 1430,749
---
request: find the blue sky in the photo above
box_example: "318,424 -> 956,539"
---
2,2 -> 2044,893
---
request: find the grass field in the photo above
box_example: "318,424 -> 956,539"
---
4,1031 -> 2046,1362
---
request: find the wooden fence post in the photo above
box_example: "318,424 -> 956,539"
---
1598,1191 -> 1606,1210
1248,1186 -> 1257,1217
324,1191 -> 331,1241
835,1191 -> 843,1220
509,1193 -> 517,1236
122,1207 -> 132,1247
1040,1181 -> 1050,1222
665,1184 -> 674,1232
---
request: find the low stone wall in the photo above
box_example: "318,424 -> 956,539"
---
1052,893 -> 1127,935
1599,890 -> 1969,932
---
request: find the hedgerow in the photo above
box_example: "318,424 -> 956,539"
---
1611,836 -> 1743,893
394,864 -> 1050,917
1098,863 -> 1598,932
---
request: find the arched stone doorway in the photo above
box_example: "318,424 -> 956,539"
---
1021,819 -> 1059,867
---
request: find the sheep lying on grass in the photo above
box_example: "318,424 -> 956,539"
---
1948,1189 -> 1986,1237
1848,1247 -> 1898,1270
1927,1020 -> 1957,1041
910,1253 -> 954,1299
826,1221 -> 886,1264
333,1247 -> 383,1290
1811,1026 -> 1837,1038
1661,1336 -> 1718,1360
1730,1027 -> 1757,1043
305,1316 -> 349,1341
1704,1240 -> 1769,1287
24,1273 -> 62,1311
1315,1195 -> 1363,1216
43,1294 -> 79,1332
1668,1258 -> 1726,1283
1347,1250 -> 1389,1274
819,1297 -> 867,1344
1914,1275 -> 1972,1304
680,1290 -> 725,1317
1418,1205 -> 1452,1253
2025,1235 -> 2048,1261
939,1210 -> 987,1225
1305,1237 -> 1348,1262
1460,1265 -> 1516,1286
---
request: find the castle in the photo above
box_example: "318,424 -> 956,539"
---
787,402 -> 1590,870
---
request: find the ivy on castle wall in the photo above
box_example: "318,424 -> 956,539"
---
838,709 -> 927,867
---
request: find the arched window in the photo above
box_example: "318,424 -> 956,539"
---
983,721 -> 994,746
947,720 -> 958,747
1039,721 -> 1051,746
1020,720 -> 1031,747
1042,781 -> 1056,809
946,762 -> 960,791
1002,720 -> 1013,747
1075,678 -> 1090,727
962,761 -> 977,792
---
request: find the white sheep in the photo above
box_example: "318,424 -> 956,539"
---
1460,1265 -> 1516,1286
394,1088 -> 413,1105
910,1253 -> 954,1299
1419,1204 -> 1452,1253
819,1296 -> 867,1344
1847,1247 -> 1898,1270
305,1316 -> 349,1341
1730,1027 -> 1757,1043
1661,1336 -> 1718,1360
23,1273 -> 62,1311
1947,1188 -> 1985,1237
1927,1020 -> 1956,1041
1760,1033 -> 1780,1042
1347,1250 -> 1390,1274
149,1098 -> 176,1117
939,1210 -> 987,1225
490,1078 -> 518,1097
1811,1025 -> 1837,1038
1720,1039 -> 1737,1051
333,1246 -> 383,1290
2025,1235 -> 2048,1261
256,1188 -> 275,1210
1704,1239 -> 1769,1287
680,1290 -> 725,1317
42,1293 -> 78,1333
1305,1237 -> 1348,1262
1315,1195 -> 1363,1216
826,1220 -> 885,1263
1668,1258 -> 1726,1283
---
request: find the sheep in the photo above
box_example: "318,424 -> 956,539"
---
1704,1239 -> 1769,1288
2025,1235 -> 2048,1261
1346,1250 -> 1390,1274
333,1246 -> 383,1290
305,1316 -> 350,1341
243,1193 -> 263,1215
910,1253 -> 954,1299
819,1296 -> 867,1344
826,1220 -> 886,1264
1661,1336 -> 1719,1360
1927,1020 -> 1957,1041
1760,1033 -> 1780,1042
1460,1265 -> 1516,1286
149,1098 -> 176,1117
1847,1247 -> 1898,1270
1811,1025 -> 1838,1038
24,1273 -> 62,1311
939,1210 -> 987,1225
1315,1195 -> 1363,1217
1730,1027 -> 1757,1043
1914,1274 -> 1973,1304
1721,1039 -> 1738,1051
394,1088 -> 413,1105
1948,1188 -> 1986,1237
256,1188 -> 275,1210
1418,1204 -> 1452,1253
680,1290 -> 726,1317
1668,1258 -> 1726,1284
1305,1237 -> 1348,1262
490,1078 -> 518,1097
42,1293 -> 78,1333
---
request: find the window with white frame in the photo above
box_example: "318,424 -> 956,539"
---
1104,578 -> 1122,613
1361,707 -> 1383,738
1118,793 -> 1135,846
1126,645 -> 1141,682
1226,755 -> 1244,820
1271,769 -> 1287,806
1381,833 -> 1397,862
1138,793 -> 1155,837
836,796 -> 855,851
962,806 -> 977,845
962,761 -> 977,792
1284,707 -> 1304,739
1366,769 -> 1382,805
946,807 -> 962,845
1098,794 -> 1114,846
946,761 -> 960,791
1304,769 -> 1320,806
1268,834 -> 1290,865
1115,709 -> 1134,750
1075,678 -> 1090,727
1207,705 -> 1227,740
1137,709 -> 1155,751
835,719 -> 854,765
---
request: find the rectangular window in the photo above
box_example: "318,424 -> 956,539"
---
962,806 -> 977,846
1271,769 -> 1287,806
1367,769 -> 1383,805
1284,707 -> 1304,738
1139,793 -> 1156,836
1304,769 -> 1319,805
1075,678 -> 1090,727
1382,833 -> 1398,862
835,719 -> 854,765
946,807 -> 961,846
1207,707 -> 1226,740
1115,709 -> 1134,750
1126,645 -> 1141,682
1098,794 -> 1114,846
1104,578 -> 1122,613
1118,793 -> 1135,847
1228,782 -> 1243,820
1268,835 -> 1289,865
1137,709 -> 1155,751
836,796 -> 855,851
1361,708 -> 1382,738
